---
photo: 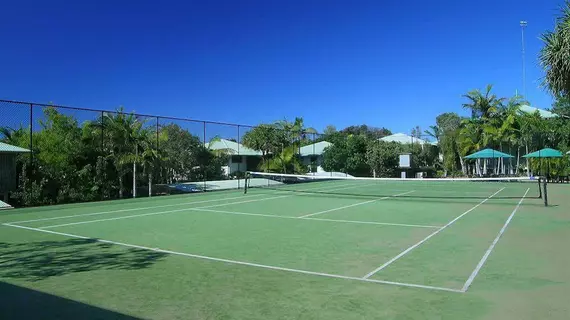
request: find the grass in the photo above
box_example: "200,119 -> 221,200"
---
1,180 -> 569,319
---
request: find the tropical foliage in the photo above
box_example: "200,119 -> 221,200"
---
434,85 -> 570,177
539,2 -> 570,97
1,107 -> 228,206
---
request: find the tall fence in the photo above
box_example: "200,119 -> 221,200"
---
0,100 -> 261,207
2,99 -> 562,207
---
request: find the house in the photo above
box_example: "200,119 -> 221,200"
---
206,139 -> 262,176
517,105 -> 560,119
299,141 -> 332,172
379,133 -> 437,145
0,142 -> 30,208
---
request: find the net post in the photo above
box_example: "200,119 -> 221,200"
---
538,177 -> 542,199
543,177 -> 548,207
244,171 -> 249,194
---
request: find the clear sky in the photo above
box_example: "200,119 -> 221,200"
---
0,0 -> 563,134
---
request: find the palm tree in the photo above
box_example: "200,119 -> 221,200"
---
0,126 -> 27,146
462,84 -> 505,119
98,109 -> 148,198
539,3 -> 570,97
458,118 -> 485,175
424,125 -> 440,143
259,145 -> 306,174
140,136 -> 167,197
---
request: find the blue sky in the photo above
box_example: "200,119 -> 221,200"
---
0,0 -> 563,134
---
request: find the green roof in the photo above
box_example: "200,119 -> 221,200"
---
465,148 -> 514,159
206,139 -> 262,156
380,133 -> 437,145
299,141 -> 332,156
522,148 -> 564,158
518,105 -> 558,119
0,142 -> 30,153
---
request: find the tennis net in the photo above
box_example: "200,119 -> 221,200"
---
244,171 -> 543,200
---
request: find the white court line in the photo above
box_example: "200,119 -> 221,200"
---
362,187 -> 506,279
38,183 -> 376,229
8,194 -> 266,225
298,190 -> 416,218
191,208 -> 440,228
12,181 -> 358,226
1,223 -> 462,293
461,188 -> 530,292
305,217 -> 440,229
39,194 -> 291,229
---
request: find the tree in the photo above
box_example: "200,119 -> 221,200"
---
424,125 -> 440,142
159,123 -> 203,183
539,3 -> 570,97
322,134 -> 370,176
366,141 -> 402,177
551,95 -> 570,117
241,124 -> 287,171
323,125 -> 337,136
340,125 -> 391,139
462,84 -> 504,119
99,110 -> 148,198
411,126 -> 422,138
259,145 -> 306,174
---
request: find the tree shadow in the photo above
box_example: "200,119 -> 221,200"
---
0,281 -> 141,319
0,238 -> 167,281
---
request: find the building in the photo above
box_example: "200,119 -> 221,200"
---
299,141 -> 332,172
379,133 -> 437,145
206,139 -> 262,176
0,142 -> 30,208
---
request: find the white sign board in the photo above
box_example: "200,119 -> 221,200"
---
399,154 -> 411,168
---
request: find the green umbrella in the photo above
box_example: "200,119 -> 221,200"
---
465,148 -> 514,159
522,148 -> 564,158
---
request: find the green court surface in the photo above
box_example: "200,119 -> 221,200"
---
1,181 -> 569,319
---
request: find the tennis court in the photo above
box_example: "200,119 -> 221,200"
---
1,175 -> 569,319
0,175 -> 542,289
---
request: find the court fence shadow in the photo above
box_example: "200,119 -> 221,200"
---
0,238 -> 167,281
0,281 -> 142,319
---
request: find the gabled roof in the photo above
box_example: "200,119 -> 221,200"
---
0,142 -> 30,153
206,139 -> 262,156
299,141 -> 332,156
518,105 -> 558,118
379,133 -> 436,145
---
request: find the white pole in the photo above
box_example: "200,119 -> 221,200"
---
520,20 -> 527,99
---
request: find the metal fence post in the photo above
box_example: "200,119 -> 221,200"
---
28,104 -> 33,201
237,125 -> 241,189
203,121 -> 207,192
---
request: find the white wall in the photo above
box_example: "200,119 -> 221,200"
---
228,155 -> 247,174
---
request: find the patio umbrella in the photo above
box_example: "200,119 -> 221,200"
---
522,148 -> 564,158
464,148 -> 514,159
464,149 -> 514,176
522,148 -> 565,185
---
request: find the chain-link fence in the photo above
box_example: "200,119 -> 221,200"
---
1,99 -> 565,207
0,100 -> 262,207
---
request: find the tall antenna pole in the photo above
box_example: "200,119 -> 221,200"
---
520,20 -> 528,99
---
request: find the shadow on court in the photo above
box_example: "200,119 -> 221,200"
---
0,281 -> 141,319
0,238 -> 167,281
